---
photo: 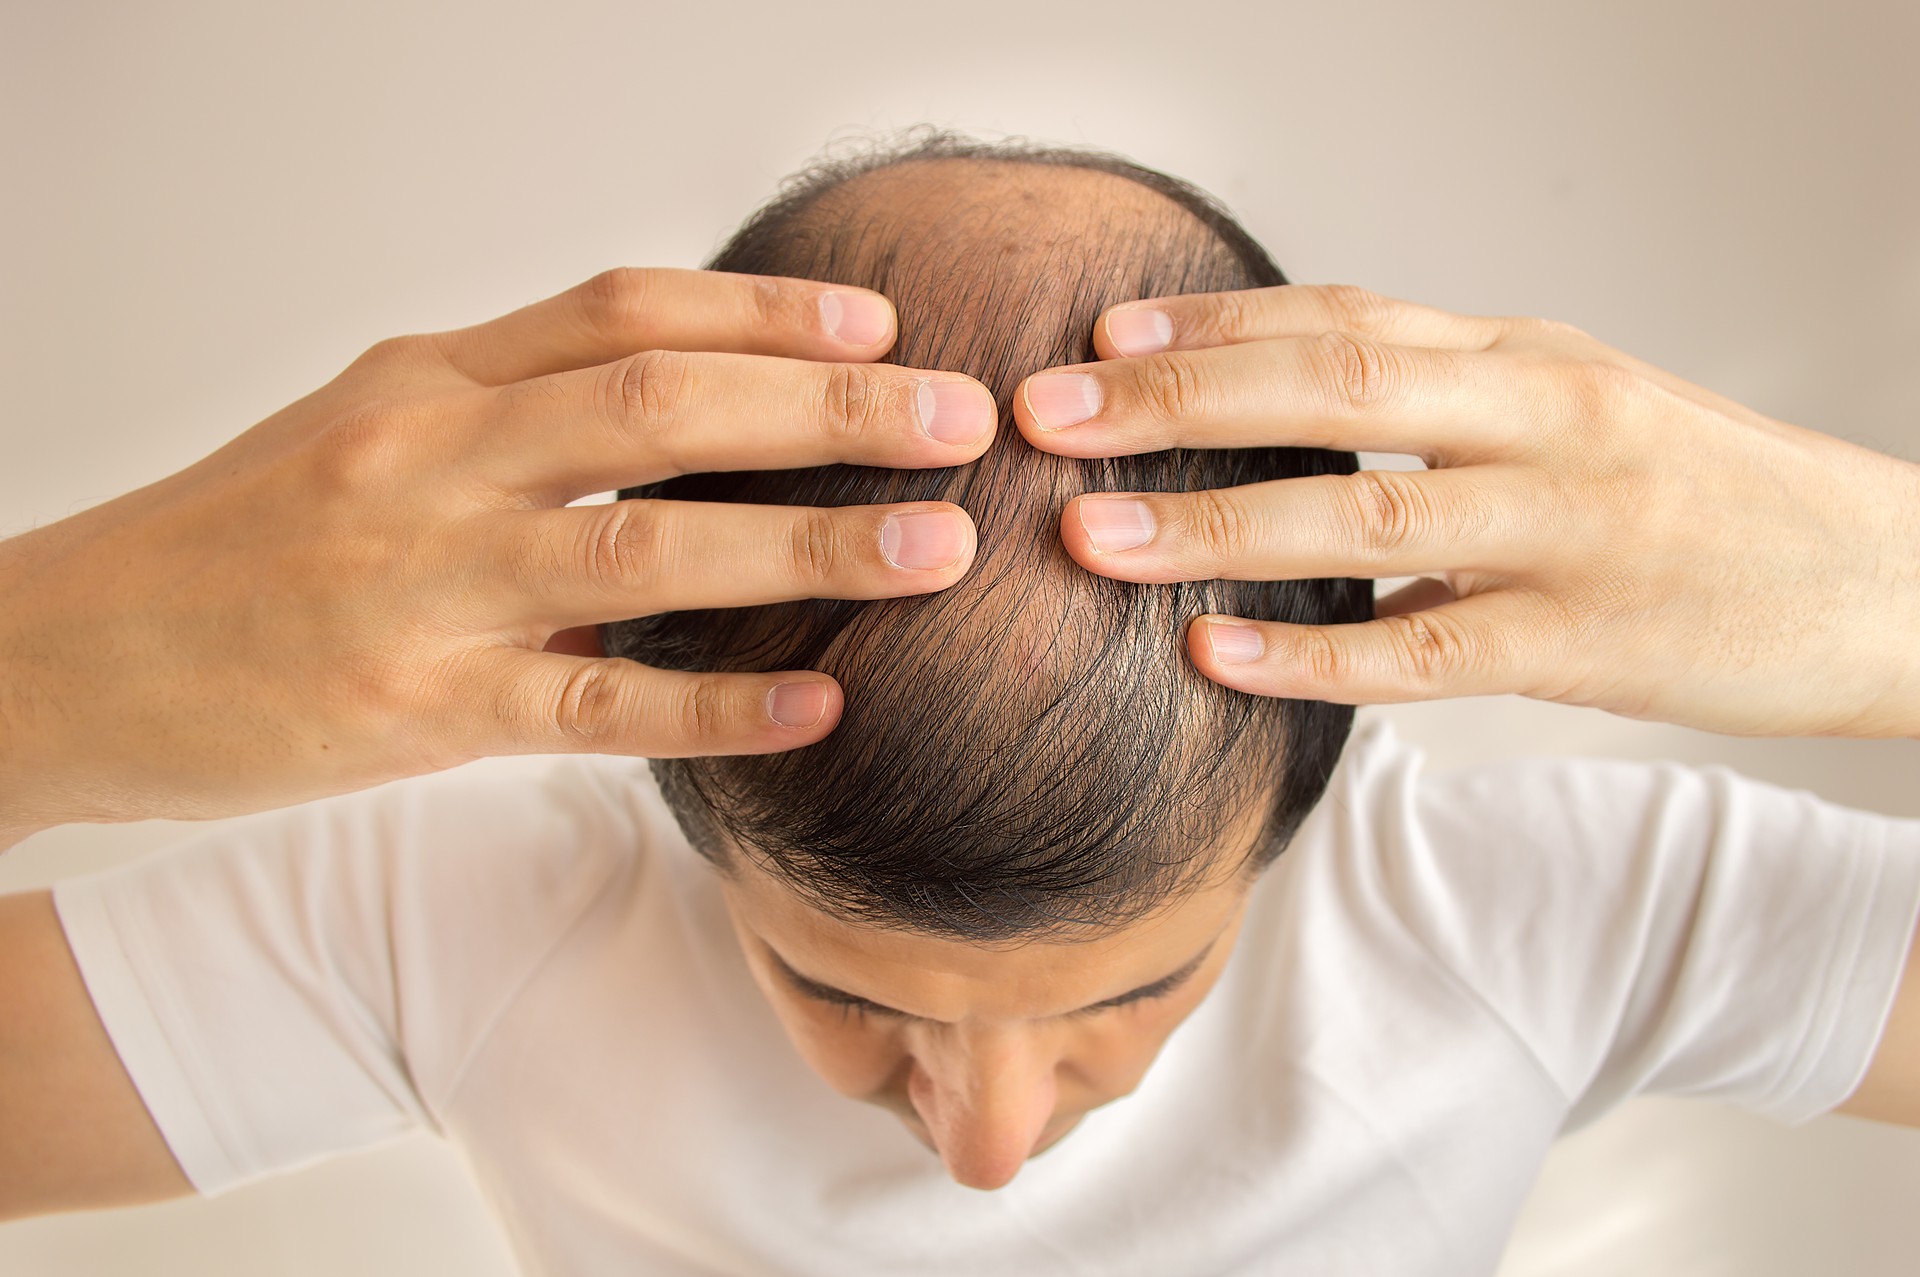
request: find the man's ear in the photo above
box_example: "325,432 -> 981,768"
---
543,625 -> 607,658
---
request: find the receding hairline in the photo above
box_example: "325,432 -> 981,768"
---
804,154 -> 1216,237
703,131 -> 1290,308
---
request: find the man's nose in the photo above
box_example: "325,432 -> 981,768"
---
907,1024 -> 1058,1191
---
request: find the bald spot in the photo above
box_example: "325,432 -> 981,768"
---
615,144 -> 1357,940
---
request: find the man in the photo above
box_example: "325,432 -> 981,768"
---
2,138 -> 1916,1275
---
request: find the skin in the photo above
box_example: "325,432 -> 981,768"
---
1016,283 -> 1920,738
682,161 -> 1282,1190
0,891 -> 192,1219
2,160 -> 1919,1221
0,268 -> 997,849
0,814 -> 1266,1211
715,815 -> 1263,1192
0,160 -> 1279,1211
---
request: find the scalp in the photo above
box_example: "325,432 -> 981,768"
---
609,138 -> 1368,940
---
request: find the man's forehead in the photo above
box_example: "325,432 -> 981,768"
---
721,844 -> 1254,1022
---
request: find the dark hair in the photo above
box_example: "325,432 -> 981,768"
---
607,132 -> 1371,943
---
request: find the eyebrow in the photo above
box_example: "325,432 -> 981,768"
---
763,934 -> 1222,1022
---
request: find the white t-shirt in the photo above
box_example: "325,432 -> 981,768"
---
52,718 -> 1920,1277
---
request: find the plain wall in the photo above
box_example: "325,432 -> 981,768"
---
3,1 -> 1918,1273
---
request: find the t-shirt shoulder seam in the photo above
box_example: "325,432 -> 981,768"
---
1423,931 -> 1571,1104
1363,851 -> 1577,1107
426,843 -> 628,1118
1333,731 -> 1579,1106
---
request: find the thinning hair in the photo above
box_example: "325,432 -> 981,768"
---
606,133 -> 1371,942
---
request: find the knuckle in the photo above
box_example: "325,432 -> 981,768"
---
787,508 -> 843,586
1311,330 -> 1394,413
553,658 -> 628,744
341,653 -> 442,756
1184,488 -> 1253,562
312,400 -> 407,489
677,676 -> 733,747
1520,314 -> 1589,344
609,348 -> 689,438
1382,610 -> 1473,689
583,501 -> 665,592
1293,627 -> 1348,688
1138,350 -> 1209,423
579,267 -> 655,336
1195,289 -> 1258,343
819,363 -> 884,441
1342,470 -> 1432,560
346,645 -> 419,721
744,274 -> 785,331
354,334 -> 429,370
1317,284 -> 1393,334
1564,358 -> 1646,424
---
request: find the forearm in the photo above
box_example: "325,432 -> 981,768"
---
0,522 -> 118,850
0,537 -> 58,851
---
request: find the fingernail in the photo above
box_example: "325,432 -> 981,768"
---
1204,621 -> 1265,665
818,291 -> 892,346
1106,308 -> 1173,357
1023,372 -> 1102,430
881,510 -> 968,570
916,379 -> 993,445
767,681 -> 829,728
1077,497 -> 1156,553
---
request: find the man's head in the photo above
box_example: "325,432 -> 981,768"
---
606,135 -> 1370,1188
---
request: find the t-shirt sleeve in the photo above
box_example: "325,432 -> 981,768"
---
50,756 -> 637,1195
1362,736 -> 1920,1128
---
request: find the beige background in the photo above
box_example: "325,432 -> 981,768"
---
4,0 -> 1919,1272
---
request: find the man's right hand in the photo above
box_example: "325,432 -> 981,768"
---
0,269 -> 996,848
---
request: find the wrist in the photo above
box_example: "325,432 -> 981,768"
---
1808,449 -> 1920,739
1876,458 -> 1920,738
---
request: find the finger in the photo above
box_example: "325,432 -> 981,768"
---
471,648 -> 846,758
1093,284 -> 1512,359
1100,286 -> 1787,452
497,499 -> 976,628
1059,469 -> 1525,583
1016,335 -> 1529,461
431,268 -> 899,386
468,351 -> 996,502
1185,591 -> 1550,705
1374,577 -> 1457,618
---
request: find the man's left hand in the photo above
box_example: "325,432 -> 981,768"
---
1013,284 -> 1920,739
